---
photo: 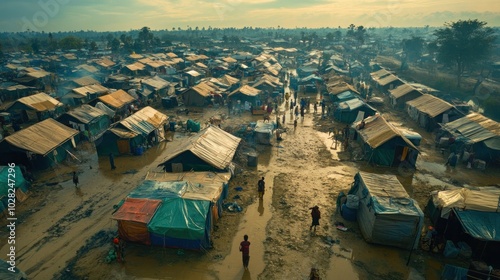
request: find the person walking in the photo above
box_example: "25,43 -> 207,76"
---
239,234 -> 251,269
258,177 -> 265,198
73,171 -> 79,188
309,205 -> 321,231
109,153 -> 116,170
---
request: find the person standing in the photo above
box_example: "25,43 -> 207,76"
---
109,153 -> 116,170
239,234 -> 251,269
73,171 -> 79,188
309,206 -> 321,231
258,177 -> 265,198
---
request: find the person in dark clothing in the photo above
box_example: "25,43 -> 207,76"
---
73,171 -> 79,188
239,234 -> 251,269
309,206 -> 321,231
109,153 -> 116,170
258,177 -> 265,198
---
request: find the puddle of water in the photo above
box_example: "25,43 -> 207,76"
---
326,256 -> 359,280
213,173 -> 274,279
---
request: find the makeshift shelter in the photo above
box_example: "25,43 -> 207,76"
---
406,94 -> 460,131
334,98 -> 377,123
113,172 -> 229,250
96,106 -> 168,156
374,74 -> 403,91
352,115 -> 419,167
181,82 -> 216,107
97,89 -> 135,112
440,113 -> 500,164
57,105 -> 110,141
388,83 -> 423,109
6,92 -> 64,123
112,198 -> 162,245
425,186 -> 500,266
159,126 -> 241,172
0,118 -> 79,170
228,85 -> 262,106
347,171 -> 424,249
254,120 -> 276,145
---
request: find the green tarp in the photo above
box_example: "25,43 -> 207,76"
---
455,209 -> 500,241
147,197 -> 210,240
0,166 -> 28,199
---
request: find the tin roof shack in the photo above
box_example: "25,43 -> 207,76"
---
0,84 -> 36,102
14,67 -> 54,91
406,94 -> 462,132
140,76 -> 170,98
347,171 -> 424,250
62,84 -> 110,107
374,74 -> 404,92
334,98 -> 377,123
426,187 -> 500,267
353,115 -> 419,167
6,92 -> 64,123
181,82 -> 218,107
228,85 -> 262,106
388,83 -> 423,109
184,70 -> 203,87
159,126 -> 241,172
439,113 -> 500,165
96,89 -> 136,115
96,106 -> 168,156
0,118 -> 79,170
327,82 -> 359,103
57,105 -> 111,142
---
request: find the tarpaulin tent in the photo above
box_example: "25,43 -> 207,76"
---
148,197 -> 212,250
112,198 -> 162,245
254,120 -> 276,145
348,171 -> 424,249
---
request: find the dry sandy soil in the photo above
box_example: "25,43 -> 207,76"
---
1,91 -> 499,280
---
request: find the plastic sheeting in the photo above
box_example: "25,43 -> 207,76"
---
454,209 -> 500,241
148,198 -> 211,240
431,188 -> 500,218
348,172 -> 424,249
254,120 -> 276,145
127,180 -> 188,200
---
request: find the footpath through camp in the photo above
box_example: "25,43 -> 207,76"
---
1,91 -> 499,279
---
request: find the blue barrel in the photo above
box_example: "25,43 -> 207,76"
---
134,146 -> 144,155
341,204 -> 357,221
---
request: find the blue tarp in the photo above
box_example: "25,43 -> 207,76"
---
454,209 -> 500,241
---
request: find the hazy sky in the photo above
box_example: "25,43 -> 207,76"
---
1,0 -> 499,32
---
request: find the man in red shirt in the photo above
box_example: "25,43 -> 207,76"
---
239,234 -> 251,269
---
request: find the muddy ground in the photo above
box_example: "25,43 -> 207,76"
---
1,91 -> 499,280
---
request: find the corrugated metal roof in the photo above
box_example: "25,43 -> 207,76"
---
110,127 -> 138,138
126,62 -> 146,71
185,70 -> 201,77
141,76 -> 169,90
98,90 -> 135,109
160,126 -> 241,170
73,76 -> 100,86
190,82 -> 216,97
65,104 -> 107,124
76,64 -> 98,73
357,171 -> 409,198
4,118 -> 78,155
328,82 -> 359,95
219,74 -> 239,86
119,106 -> 168,136
222,57 -> 237,63
338,98 -> 364,110
12,92 -> 62,111
376,74 -> 400,87
406,94 -> 454,118
441,113 -> 500,144
95,57 -> 115,68
354,114 -> 417,150
72,84 -> 109,97
389,83 -> 423,99
370,69 -> 391,80
229,85 -> 261,97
